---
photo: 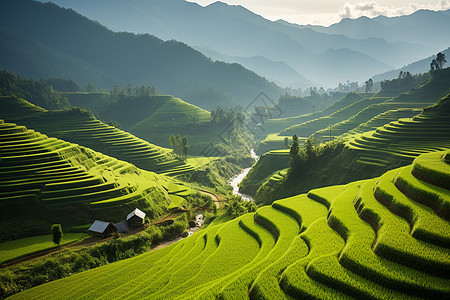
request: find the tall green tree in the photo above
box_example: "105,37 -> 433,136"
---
181,137 -> 189,159
284,137 -> 289,149
289,135 -> 299,167
51,224 -> 63,247
436,52 -> 447,69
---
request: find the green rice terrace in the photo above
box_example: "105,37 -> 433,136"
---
0,96 -> 212,176
241,93 -> 450,202
10,150 -> 450,299
259,68 -> 450,153
346,94 -> 450,168
0,119 -> 199,241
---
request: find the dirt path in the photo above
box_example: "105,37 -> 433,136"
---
197,189 -> 226,208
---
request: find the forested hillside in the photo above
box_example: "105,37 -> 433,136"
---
0,0 -> 282,109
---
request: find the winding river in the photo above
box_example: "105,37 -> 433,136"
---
228,149 -> 259,201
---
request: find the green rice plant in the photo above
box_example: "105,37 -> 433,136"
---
190,213 -> 276,299
248,205 -> 310,299
94,228 -> 215,300
186,205 -> 306,299
356,174 -> 450,276
306,185 -> 346,209
141,217 -> 260,299
0,233 -> 87,264
384,166 -> 450,247
280,218 -> 349,299
329,180 -> 450,297
395,165 -> 450,220
95,225 -> 221,299
412,151 -> 450,189
307,253 -> 421,299
272,193 -> 329,229
21,239 -> 184,300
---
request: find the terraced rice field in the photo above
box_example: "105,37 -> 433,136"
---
11,150 -> 450,299
280,96 -> 389,137
341,108 -> 422,138
262,93 -> 364,135
0,96 -> 203,176
256,134 -> 305,156
239,149 -> 290,195
312,106 -> 422,142
0,119 -> 183,215
346,97 -> 450,167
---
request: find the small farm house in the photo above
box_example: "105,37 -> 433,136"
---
114,220 -> 129,233
127,208 -> 146,228
88,220 -> 118,237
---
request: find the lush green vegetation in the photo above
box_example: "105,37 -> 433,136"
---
0,119 -> 203,241
239,149 -> 290,196
0,233 -> 87,264
0,216 -> 188,298
0,96 -> 213,176
0,70 -> 69,110
9,150 -> 449,299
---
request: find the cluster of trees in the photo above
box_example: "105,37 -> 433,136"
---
111,84 -> 158,99
0,70 -> 70,109
226,195 -> 257,218
364,79 -> 373,93
210,106 -> 244,124
430,52 -> 447,72
380,71 -> 430,94
169,134 -> 189,160
289,135 -> 321,168
44,78 -> 80,92
337,81 -> 359,93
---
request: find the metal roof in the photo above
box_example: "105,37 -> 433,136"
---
127,208 -> 146,221
88,220 -> 113,233
114,221 -> 129,233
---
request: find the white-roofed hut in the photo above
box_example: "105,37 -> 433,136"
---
127,208 -> 146,228
88,220 -> 118,237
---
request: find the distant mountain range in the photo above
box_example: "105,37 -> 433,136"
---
0,0 -> 281,110
302,10 -> 450,51
373,47 -> 450,82
44,0 -> 448,87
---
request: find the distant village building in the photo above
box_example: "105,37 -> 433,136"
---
114,220 -> 129,234
88,220 -> 118,237
127,208 -> 146,228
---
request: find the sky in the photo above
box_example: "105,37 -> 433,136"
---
188,0 -> 450,26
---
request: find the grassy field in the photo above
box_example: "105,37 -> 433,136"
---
0,233 -> 87,264
11,150 -> 450,299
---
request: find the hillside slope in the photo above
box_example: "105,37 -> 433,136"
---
12,150 -> 450,299
0,120 -> 178,242
346,93 -> 450,168
279,68 -> 450,143
0,96 -> 203,175
0,0 -> 281,109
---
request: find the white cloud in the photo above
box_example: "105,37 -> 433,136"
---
338,1 -> 450,20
